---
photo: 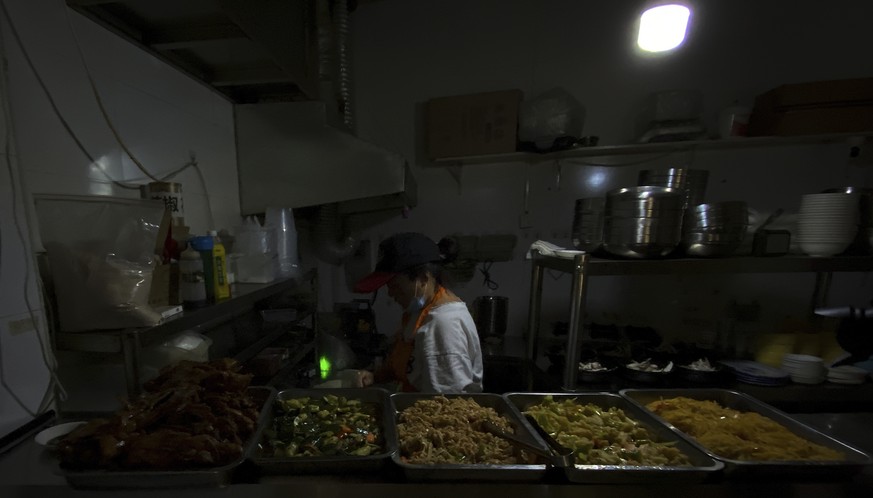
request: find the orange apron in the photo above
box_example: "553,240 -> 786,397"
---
377,286 -> 459,392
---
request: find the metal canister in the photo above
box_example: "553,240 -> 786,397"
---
474,295 -> 508,344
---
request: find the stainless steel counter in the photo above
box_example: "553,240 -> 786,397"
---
2,412 -> 871,496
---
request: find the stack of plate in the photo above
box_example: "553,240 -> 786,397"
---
797,192 -> 860,256
719,359 -> 790,386
826,365 -> 868,385
781,353 -> 826,384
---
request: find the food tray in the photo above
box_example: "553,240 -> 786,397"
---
248,387 -> 395,474
389,393 -> 549,482
619,388 -> 873,477
504,392 -> 723,483
61,386 -> 276,489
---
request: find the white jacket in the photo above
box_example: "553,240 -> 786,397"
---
405,301 -> 484,393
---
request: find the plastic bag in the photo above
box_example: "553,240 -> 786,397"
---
34,195 -> 165,331
518,87 -> 586,152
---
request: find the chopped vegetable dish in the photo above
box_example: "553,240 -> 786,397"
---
263,395 -> 382,457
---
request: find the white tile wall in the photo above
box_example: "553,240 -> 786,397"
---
0,0 -> 242,432
0,309 -> 52,437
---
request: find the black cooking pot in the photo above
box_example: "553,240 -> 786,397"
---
836,309 -> 873,361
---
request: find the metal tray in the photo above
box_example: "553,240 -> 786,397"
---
504,392 -> 723,483
619,388 -> 873,477
248,387 -> 396,474
61,386 -> 276,489
389,393 -> 549,482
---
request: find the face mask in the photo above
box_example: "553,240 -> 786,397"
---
406,282 -> 426,315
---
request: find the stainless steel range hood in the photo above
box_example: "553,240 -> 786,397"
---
235,101 -> 414,215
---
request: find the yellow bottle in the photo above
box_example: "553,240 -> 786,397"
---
209,230 -> 231,301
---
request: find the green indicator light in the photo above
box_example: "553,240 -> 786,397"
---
319,356 -> 332,380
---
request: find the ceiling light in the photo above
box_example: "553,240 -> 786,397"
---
638,4 -> 691,53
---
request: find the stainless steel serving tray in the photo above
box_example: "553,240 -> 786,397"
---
619,388 -> 873,477
389,393 -> 549,482
61,386 -> 276,489
248,387 -> 395,474
504,392 -> 723,483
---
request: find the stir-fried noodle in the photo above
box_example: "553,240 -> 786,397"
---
397,396 -> 524,464
646,397 -> 844,461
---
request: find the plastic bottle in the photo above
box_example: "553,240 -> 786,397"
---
189,235 -> 215,303
210,230 -> 231,301
179,242 -> 207,309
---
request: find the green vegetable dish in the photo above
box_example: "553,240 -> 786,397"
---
263,395 -> 382,457
523,396 -> 690,466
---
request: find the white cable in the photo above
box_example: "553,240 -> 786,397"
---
193,160 -> 216,230
0,3 -> 67,413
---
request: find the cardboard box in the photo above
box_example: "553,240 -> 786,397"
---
426,89 -> 522,159
749,78 -> 873,136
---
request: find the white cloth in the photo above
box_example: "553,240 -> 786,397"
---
407,302 -> 484,393
526,239 -> 565,258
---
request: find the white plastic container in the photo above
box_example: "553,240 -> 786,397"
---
140,331 -> 212,381
179,244 -> 207,308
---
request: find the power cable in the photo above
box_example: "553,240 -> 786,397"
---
478,261 -> 499,291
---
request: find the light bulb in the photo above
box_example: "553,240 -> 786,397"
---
638,4 -> 691,53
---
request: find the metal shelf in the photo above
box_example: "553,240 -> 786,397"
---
55,269 -> 318,396
534,254 -> 873,276
56,271 -> 315,354
432,132 -> 871,166
526,252 -> 873,391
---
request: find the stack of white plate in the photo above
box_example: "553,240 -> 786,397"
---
826,365 -> 868,385
719,359 -> 790,386
797,192 -> 860,256
781,353 -> 826,384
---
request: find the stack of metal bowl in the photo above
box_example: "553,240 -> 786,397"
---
682,201 -> 749,257
638,168 -> 709,210
571,197 -> 605,252
602,186 -> 684,258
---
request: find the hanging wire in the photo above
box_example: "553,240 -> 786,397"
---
61,3 -> 162,183
478,261 -> 499,291
0,0 -> 140,189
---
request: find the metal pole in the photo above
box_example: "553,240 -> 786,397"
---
810,271 -> 833,314
526,251 -> 544,365
121,333 -> 142,397
563,252 -> 590,391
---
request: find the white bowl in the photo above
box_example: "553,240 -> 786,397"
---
799,240 -> 853,256
34,421 -> 86,446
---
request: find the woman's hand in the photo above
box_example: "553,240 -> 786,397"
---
338,369 -> 375,387
359,370 -> 375,387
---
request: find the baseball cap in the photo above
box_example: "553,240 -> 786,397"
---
353,233 -> 441,293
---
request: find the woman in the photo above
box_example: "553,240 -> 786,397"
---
353,232 -> 483,393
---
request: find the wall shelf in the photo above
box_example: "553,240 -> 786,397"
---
432,132 -> 872,166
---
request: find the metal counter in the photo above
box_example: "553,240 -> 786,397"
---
2,413 -> 871,496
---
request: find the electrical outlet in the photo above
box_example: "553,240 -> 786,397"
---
8,317 -> 38,336
518,212 -> 532,229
